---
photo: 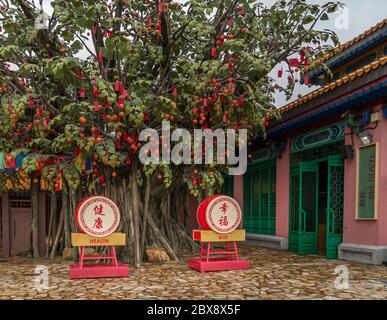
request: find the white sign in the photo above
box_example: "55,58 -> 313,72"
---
205,196 -> 241,234
76,196 -> 120,238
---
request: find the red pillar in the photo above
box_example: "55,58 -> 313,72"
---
1,193 -> 10,258
276,139 -> 290,238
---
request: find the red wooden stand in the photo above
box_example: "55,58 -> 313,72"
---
69,233 -> 128,279
70,245 -> 128,279
188,241 -> 250,273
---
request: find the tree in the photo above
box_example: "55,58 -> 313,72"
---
0,0 -> 342,263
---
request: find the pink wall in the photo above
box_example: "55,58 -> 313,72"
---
343,104 -> 387,246
276,139 -> 290,238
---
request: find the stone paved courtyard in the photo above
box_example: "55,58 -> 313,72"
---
0,245 -> 386,300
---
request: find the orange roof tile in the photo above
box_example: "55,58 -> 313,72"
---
304,19 -> 387,72
275,56 -> 387,117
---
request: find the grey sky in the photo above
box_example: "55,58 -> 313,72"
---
269,0 -> 387,107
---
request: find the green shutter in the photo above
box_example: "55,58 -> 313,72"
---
244,161 -> 276,235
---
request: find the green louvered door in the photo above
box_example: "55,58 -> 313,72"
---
243,162 -> 276,235
289,162 -> 319,255
326,156 -> 344,259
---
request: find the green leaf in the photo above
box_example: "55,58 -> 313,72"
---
320,13 -> 329,21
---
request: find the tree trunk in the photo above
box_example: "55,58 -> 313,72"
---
45,192 -> 57,258
140,177 -> 151,260
147,211 -> 179,261
62,186 -> 71,248
130,168 -> 141,267
31,181 -> 40,258
184,188 -> 190,231
50,192 -> 65,259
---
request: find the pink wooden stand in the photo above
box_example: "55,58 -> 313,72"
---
70,245 -> 128,279
188,241 -> 251,273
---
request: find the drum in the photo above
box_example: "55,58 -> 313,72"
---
76,195 -> 120,238
196,195 -> 242,234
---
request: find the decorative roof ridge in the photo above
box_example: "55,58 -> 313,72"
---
304,19 -> 387,72
276,55 -> 387,116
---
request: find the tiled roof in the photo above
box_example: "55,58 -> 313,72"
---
304,19 -> 387,72
276,56 -> 387,117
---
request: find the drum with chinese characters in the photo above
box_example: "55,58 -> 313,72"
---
75,196 -> 120,238
196,195 -> 242,234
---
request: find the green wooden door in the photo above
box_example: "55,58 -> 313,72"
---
326,155 -> 344,259
243,161 -> 276,235
289,167 -> 300,252
289,162 -> 319,255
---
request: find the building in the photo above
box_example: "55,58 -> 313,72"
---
0,191 -> 47,258
225,19 -> 387,265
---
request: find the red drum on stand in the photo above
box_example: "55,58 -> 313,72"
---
197,195 -> 242,234
70,196 -> 128,279
76,195 -> 120,238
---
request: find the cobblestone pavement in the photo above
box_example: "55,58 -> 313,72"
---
0,245 -> 386,300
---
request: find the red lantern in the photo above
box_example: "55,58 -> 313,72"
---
157,1 -> 163,14
239,97 -> 244,105
211,47 -> 217,58
226,16 -> 233,27
35,107 -> 43,117
114,81 -> 120,92
77,68 -> 83,80
119,82 -> 125,95
239,4 -> 245,15
93,85 -> 98,96
80,86 -> 85,98
289,58 -> 299,67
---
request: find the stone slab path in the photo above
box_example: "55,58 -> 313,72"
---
0,246 -> 386,300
